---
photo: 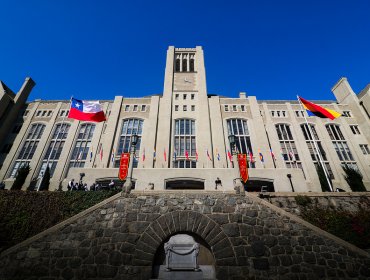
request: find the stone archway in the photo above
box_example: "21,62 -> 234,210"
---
133,211 -> 237,278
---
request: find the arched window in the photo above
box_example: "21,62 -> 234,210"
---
173,119 -> 196,168
39,123 -> 70,177
189,58 -> 195,72
182,58 -> 188,72
115,119 -> 143,168
326,124 -> 357,169
300,124 -> 334,179
275,124 -> 303,171
227,119 -> 255,168
175,59 -> 181,72
10,123 -> 46,177
69,123 -> 95,168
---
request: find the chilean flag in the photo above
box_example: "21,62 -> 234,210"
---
68,98 -> 106,122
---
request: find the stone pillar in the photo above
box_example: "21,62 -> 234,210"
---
155,47 -> 175,169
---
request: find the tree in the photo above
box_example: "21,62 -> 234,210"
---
342,164 -> 366,192
38,166 -> 51,191
316,164 -> 331,192
11,164 -> 31,190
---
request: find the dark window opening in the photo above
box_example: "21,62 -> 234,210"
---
190,59 -> 195,71
165,179 -> 204,190
182,59 -> 188,72
175,59 -> 180,72
245,179 -> 275,192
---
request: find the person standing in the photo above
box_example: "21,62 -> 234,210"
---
68,179 -> 75,191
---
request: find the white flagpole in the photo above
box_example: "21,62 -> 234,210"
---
37,96 -> 72,191
297,95 -> 333,192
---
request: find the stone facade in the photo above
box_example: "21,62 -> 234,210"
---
260,192 -> 370,217
1,192 -> 369,279
0,46 -> 370,193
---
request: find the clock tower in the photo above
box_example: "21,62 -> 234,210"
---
155,46 -> 213,168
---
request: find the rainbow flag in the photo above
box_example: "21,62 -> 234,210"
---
298,96 -> 341,120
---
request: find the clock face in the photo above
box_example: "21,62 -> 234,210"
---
173,73 -> 196,91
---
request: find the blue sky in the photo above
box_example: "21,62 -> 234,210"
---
1,0 -> 369,101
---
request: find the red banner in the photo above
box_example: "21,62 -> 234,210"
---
118,153 -> 130,181
238,154 -> 249,183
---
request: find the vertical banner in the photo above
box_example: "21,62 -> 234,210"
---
118,153 -> 130,181
238,154 -> 249,183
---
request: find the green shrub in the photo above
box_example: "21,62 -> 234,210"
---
0,190 -> 119,252
299,205 -> 370,249
38,166 -> 51,191
316,164 -> 331,192
11,164 -> 31,190
342,164 -> 366,192
295,195 -> 312,207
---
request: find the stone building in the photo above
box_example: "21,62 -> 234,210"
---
0,46 -> 369,192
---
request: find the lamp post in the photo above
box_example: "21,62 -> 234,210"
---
287,174 -> 295,192
123,133 -> 138,193
228,134 -> 245,195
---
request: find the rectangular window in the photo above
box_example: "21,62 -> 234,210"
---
271,111 -> 275,117
133,105 -> 138,112
191,94 -> 195,100
233,105 -> 237,112
191,105 -> 195,111
36,111 -> 41,117
327,124 -> 356,166
241,105 -> 245,112
175,105 -> 179,111
301,124 -> 333,179
276,124 -> 303,175
224,105 -> 229,112
343,111 -> 352,117
141,105 -> 146,111
350,125 -> 360,135
23,110 -> 29,117
360,144 -> 370,155
174,119 -> 196,168
183,105 -> 187,111
175,94 -> 179,100
39,123 -> 70,177
42,111 -> 47,117
10,124 -> 46,177
69,124 -> 95,170
282,111 -> 286,117
183,94 -> 187,100
125,105 -> 130,112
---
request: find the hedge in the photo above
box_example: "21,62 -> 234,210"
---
0,190 -> 119,252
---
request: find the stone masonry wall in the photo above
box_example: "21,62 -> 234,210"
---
262,192 -> 370,217
0,192 -> 369,279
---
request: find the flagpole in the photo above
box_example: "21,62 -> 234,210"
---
37,96 -> 72,191
92,102 -> 109,169
297,95 -> 333,192
263,124 -> 277,168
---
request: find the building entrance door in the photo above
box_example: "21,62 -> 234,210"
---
165,179 -> 204,190
245,178 -> 274,192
